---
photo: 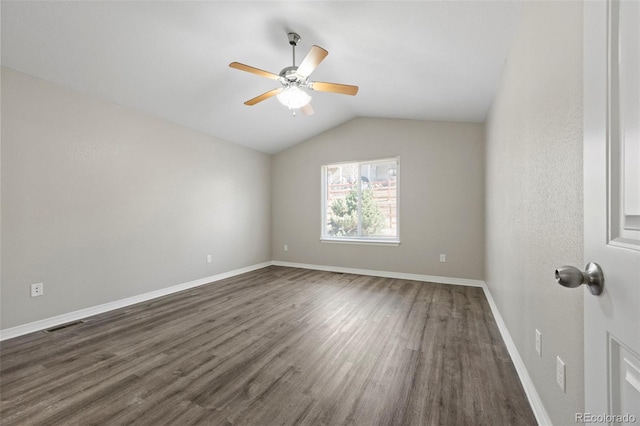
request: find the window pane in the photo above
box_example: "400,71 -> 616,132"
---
325,163 -> 359,237
359,161 -> 397,238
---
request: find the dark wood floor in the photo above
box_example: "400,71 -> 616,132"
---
0,266 -> 536,425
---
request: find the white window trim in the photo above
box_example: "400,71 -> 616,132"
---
320,237 -> 401,246
320,157 -> 400,244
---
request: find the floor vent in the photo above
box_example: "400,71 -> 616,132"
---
44,320 -> 85,333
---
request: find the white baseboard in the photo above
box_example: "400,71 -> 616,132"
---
481,283 -> 552,426
271,261 -> 485,287
0,262 -> 271,341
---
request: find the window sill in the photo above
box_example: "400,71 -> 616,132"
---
320,238 -> 400,246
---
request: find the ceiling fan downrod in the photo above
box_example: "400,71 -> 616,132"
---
288,32 -> 301,67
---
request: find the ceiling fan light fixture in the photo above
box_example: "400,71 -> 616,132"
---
276,85 -> 312,109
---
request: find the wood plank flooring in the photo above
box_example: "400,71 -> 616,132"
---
0,266 -> 536,425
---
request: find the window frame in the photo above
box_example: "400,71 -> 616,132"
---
320,157 -> 400,245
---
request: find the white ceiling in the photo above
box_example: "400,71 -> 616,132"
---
1,1 -> 523,154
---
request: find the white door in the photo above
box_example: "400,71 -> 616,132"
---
584,0 -> 640,423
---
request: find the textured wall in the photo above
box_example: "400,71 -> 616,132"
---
1,68 -> 272,329
485,1 -> 584,423
272,117 -> 485,280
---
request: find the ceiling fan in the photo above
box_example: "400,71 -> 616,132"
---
229,32 -> 359,116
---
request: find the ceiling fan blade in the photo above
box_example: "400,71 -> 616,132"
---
310,81 -> 359,96
229,62 -> 280,80
296,45 -> 328,78
301,103 -> 315,116
244,88 -> 283,106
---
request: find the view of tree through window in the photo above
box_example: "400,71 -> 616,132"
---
322,158 -> 398,241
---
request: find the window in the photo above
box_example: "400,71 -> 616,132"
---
321,157 -> 399,243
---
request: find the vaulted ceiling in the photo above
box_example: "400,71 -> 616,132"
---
1,1 -> 523,154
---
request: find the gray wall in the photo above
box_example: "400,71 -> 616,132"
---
272,117 -> 485,280
485,2 -> 584,424
1,68 -> 272,329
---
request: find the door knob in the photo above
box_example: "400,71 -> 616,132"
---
555,262 -> 604,295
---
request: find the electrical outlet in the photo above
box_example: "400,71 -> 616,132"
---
556,356 -> 566,392
284,244 -> 288,252
206,255 -> 212,264
535,329 -> 542,356
30,283 -> 44,297
439,254 -> 446,263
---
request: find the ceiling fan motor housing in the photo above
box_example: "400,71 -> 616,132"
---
279,66 -> 307,85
